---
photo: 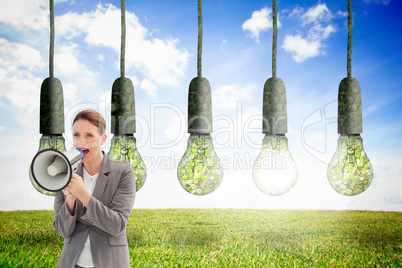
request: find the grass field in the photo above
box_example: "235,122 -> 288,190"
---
0,209 -> 401,267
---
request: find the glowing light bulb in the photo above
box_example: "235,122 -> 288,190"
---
108,134 -> 146,191
252,134 -> 298,196
253,73 -> 298,196
327,134 -> 373,196
253,1 -> 297,196
177,134 -> 223,195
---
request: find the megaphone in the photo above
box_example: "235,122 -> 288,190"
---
30,148 -> 84,192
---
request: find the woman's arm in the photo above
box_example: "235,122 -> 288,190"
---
53,191 -> 77,238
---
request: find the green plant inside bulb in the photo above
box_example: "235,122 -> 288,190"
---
108,134 -> 147,191
252,134 -> 298,196
177,134 -> 223,195
327,134 -> 373,196
29,135 -> 66,196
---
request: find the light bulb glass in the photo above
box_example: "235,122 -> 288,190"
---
327,134 -> 373,196
29,135 -> 66,196
108,134 -> 146,191
252,134 -> 298,196
177,134 -> 223,195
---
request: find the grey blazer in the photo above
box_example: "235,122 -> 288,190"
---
53,153 -> 136,268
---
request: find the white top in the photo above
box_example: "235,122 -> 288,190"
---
76,168 -> 99,268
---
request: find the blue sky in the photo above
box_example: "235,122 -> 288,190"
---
0,0 -> 401,211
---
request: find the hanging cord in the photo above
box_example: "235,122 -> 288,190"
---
197,0 -> 202,78
49,0 -> 54,78
272,0 -> 277,78
121,0 -> 126,78
347,0 -> 352,77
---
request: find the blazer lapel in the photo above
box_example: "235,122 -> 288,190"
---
91,153 -> 111,202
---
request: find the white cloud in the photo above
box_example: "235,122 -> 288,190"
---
0,74 -> 41,113
129,37 -> 188,88
0,38 -> 85,114
242,7 -> 281,43
82,4 -> 121,50
213,84 -> 256,111
282,3 -> 338,63
0,39 -> 46,112
290,6 -> 304,18
0,0 -> 48,31
55,4 -> 189,96
62,82 -> 78,107
0,38 -> 46,72
309,24 -> 336,40
56,10 -> 92,39
140,78 -> 157,98
301,4 -> 332,25
97,54 -> 105,61
282,35 -> 321,63
335,10 -> 348,18
54,43 -> 81,75
53,42 -> 97,93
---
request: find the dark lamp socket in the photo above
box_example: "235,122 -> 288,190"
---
337,77 -> 362,134
262,77 -> 288,135
39,77 -> 65,135
111,77 -> 136,135
187,77 -> 213,134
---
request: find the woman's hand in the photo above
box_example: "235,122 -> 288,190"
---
65,173 -> 92,208
65,173 -> 85,196
63,189 -> 76,215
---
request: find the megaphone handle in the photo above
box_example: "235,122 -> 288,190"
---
64,190 -> 71,195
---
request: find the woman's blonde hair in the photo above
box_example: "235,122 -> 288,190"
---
73,109 -> 106,135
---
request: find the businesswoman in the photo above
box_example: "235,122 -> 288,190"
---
53,109 -> 136,268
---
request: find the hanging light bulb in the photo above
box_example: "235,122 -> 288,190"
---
108,77 -> 147,191
177,0 -> 223,195
108,79 -> 147,192
177,77 -> 223,195
108,134 -> 146,190
328,134 -> 373,196
178,134 -> 223,195
327,0 -> 373,196
252,0 -> 298,196
29,0 -> 66,196
253,134 -> 297,196
108,1 -> 146,191
252,78 -> 298,196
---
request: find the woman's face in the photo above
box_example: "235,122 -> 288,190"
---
73,119 -> 106,164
